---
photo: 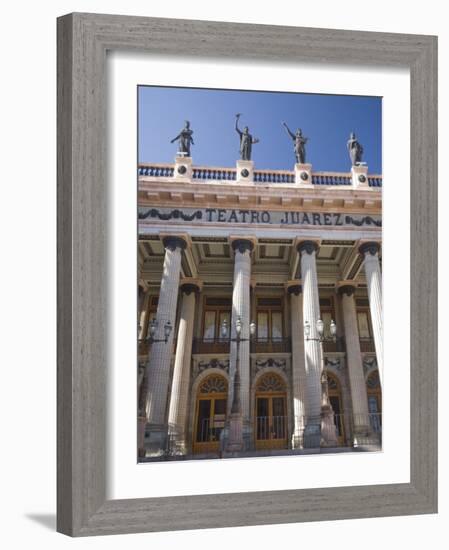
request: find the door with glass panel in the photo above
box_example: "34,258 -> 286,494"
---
356,303 -> 375,352
327,372 -> 345,445
366,370 -> 382,434
256,297 -> 284,353
201,297 -> 231,353
255,373 -> 287,450
193,375 -> 228,454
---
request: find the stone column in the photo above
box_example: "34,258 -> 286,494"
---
297,240 -> 322,448
167,280 -> 201,456
359,242 -> 383,387
228,238 -> 254,450
144,235 -> 187,456
287,281 -> 307,448
338,283 -> 371,444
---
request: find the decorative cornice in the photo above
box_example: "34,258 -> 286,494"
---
231,239 -> 254,254
338,284 -> 356,297
297,240 -> 319,255
359,241 -> 380,257
162,235 -> 188,251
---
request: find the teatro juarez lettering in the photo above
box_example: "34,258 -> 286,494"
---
138,207 -> 382,228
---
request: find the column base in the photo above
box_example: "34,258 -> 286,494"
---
167,424 -> 189,456
303,421 -> 321,448
143,423 -> 169,458
291,434 -> 304,449
352,425 -> 381,448
225,413 -> 244,452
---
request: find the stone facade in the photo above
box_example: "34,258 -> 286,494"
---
138,160 -> 383,459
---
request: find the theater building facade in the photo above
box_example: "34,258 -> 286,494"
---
137,156 -> 382,459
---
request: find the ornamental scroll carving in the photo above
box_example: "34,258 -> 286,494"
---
363,356 -> 378,374
325,357 -> 343,370
139,208 -> 203,222
195,358 -> 230,376
254,358 -> 287,373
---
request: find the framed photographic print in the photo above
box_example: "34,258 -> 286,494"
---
57,13 -> 437,536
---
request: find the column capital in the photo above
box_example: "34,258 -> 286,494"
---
180,278 -> 202,295
358,241 -> 381,257
230,237 -> 256,254
285,280 -> 303,295
297,239 -> 320,255
161,234 -> 188,251
337,282 -> 357,297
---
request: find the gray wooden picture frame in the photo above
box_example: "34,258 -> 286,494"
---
57,12 -> 438,537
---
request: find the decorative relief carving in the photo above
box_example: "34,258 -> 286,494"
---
254,358 -> 287,373
346,216 -> 381,228
363,356 -> 378,374
196,358 -> 230,375
256,373 -> 286,392
199,375 -> 228,394
139,208 -> 203,222
325,357 -> 343,370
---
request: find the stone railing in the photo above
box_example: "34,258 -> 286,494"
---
138,163 -> 382,187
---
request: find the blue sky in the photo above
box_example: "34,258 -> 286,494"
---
138,86 -> 382,173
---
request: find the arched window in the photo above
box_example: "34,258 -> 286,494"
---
193,374 -> 228,454
255,372 -> 287,450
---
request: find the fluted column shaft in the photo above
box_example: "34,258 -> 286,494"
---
228,239 -> 253,440
289,284 -> 307,448
360,243 -> 383,387
339,285 -> 371,436
167,283 -> 199,454
298,241 -> 322,447
145,237 -> 186,429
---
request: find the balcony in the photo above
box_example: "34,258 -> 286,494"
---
192,337 -> 230,355
192,337 -> 292,355
359,337 -> 376,353
251,338 -> 291,353
322,336 -> 346,353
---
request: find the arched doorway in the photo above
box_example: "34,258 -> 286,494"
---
327,371 -> 345,445
255,372 -> 287,450
366,370 -> 382,433
193,374 -> 228,454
